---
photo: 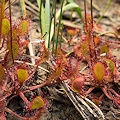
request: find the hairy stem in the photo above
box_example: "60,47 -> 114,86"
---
19,91 -> 31,109
5,107 -> 27,120
109,89 -> 120,97
8,0 -> 14,63
102,87 -> 113,100
90,0 -> 93,28
85,87 -> 95,95
23,81 -> 47,93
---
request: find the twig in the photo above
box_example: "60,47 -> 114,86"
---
25,0 -> 39,12
75,95 -> 98,118
15,60 -> 49,73
25,5 -> 39,17
61,81 -> 105,120
80,96 -> 105,120
61,82 -> 89,120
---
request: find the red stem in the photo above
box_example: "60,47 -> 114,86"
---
24,67 -> 37,83
102,87 -> 113,100
8,0 -> 14,64
0,111 -> 6,120
19,91 -> 31,109
5,107 -> 27,120
0,37 -> 4,50
0,1 -> 3,43
1,76 -> 8,93
85,87 -> 95,95
109,89 -> 120,97
99,94 -> 104,101
90,0 -> 93,28
90,0 -> 97,60
23,81 -> 47,93
0,93 -> 12,102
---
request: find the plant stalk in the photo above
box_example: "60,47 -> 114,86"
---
8,0 -> 14,64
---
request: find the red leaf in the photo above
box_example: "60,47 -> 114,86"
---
69,57 -> 78,77
37,42 -> 49,65
47,63 -> 63,85
94,36 -> 100,46
71,77 -> 85,93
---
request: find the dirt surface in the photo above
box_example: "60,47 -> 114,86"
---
5,0 -> 120,120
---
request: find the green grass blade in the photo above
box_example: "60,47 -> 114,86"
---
36,0 -> 41,8
51,2 -> 82,50
56,3 -> 82,21
36,0 -> 82,49
37,0 -> 45,35
67,0 -> 82,19
52,0 -> 57,54
55,0 -> 64,53
38,0 -> 42,34
45,0 -> 50,43
67,0 -> 74,2
41,5 -> 46,36
48,17 -> 52,50
20,0 -> 26,19
37,0 -> 51,47
97,0 -> 112,23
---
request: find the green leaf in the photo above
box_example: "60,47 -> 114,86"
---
18,20 -> 29,36
45,0 -> 50,36
64,0 -> 82,19
56,3 -> 82,19
105,59 -> 115,73
37,0 -> 82,48
55,0 -> 64,52
41,5 -> 46,36
17,69 -> 28,83
37,0 -> 50,36
36,0 -> 41,8
20,0 -> 26,19
31,96 -> 44,109
73,7 -> 82,19
0,64 -> 5,82
37,0 -> 51,47
50,2 -> 82,47
67,0 -> 74,3
2,18 -> 10,35
93,62 -> 105,83
100,44 -> 109,56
